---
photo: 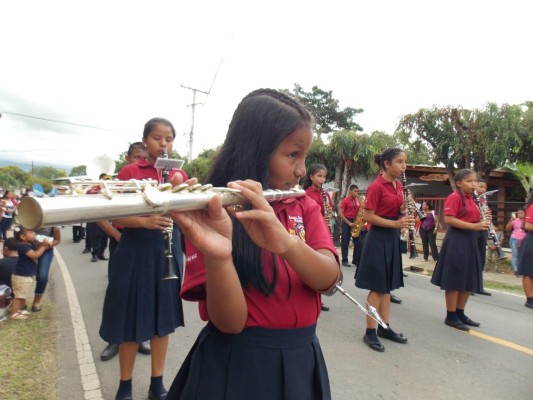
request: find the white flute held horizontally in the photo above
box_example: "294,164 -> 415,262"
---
17,180 -> 306,230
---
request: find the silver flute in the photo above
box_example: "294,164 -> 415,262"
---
17,181 -> 306,230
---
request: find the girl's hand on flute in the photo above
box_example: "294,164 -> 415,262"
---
171,194 -> 233,261
226,180 -> 293,255
143,215 -> 173,231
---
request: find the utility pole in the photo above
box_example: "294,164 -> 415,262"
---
181,85 -> 209,161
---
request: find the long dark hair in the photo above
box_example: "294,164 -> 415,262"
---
454,169 -> 476,216
208,89 -> 313,295
374,148 -> 405,171
301,164 -> 326,190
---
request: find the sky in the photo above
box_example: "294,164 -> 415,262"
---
0,0 -> 531,174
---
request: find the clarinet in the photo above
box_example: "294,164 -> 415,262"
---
400,172 -> 419,259
161,149 -> 179,280
472,191 -> 507,260
321,186 -> 334,236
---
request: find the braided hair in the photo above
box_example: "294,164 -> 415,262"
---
208,89 -> 313,296
454,169 -> 476,217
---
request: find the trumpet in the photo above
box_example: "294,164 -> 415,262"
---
17,180 -> 307,230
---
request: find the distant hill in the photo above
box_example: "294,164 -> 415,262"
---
0,159 -> 76,173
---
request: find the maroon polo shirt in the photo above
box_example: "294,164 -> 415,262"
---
340,195 -> 360,219
444,191 -> 481,223
118,159 -> 187,182
305,186 -> 332,217
364,175 -> 404,218
181,196 -> 339,329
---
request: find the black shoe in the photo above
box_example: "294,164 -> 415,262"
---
390,294 -> 402,304
148,389 -> 168,400
341,261 -> 350,267
98,255 -> 109,260
82,248 -> 90,254
363,334 -> 385,352
458,315 -> 480,327
478,290 -> 492,296
91,255 -> 98,262
444,318 -> 470,331
377,325 -> 408,344
321,303 -> 330,312
525,302 -> 533,309
138,341 -> 151,355
115,395 -> 132,400
101,343 -> 119,361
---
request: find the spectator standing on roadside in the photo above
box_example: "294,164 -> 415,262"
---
506,209 -> 526,276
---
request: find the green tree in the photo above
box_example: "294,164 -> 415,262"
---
33,166 -> 67,181
397,107 -> 471,190
70,165 -> 87,176
289,84 -> 364,140
0,166 -> 31,190
504,163 -> 532,199
186,147 -> 220,184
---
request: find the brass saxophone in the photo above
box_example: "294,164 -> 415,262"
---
351,196 -> 365,238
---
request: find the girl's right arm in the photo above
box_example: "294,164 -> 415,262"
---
445,216 -> 489,231
171,195 -> 247,334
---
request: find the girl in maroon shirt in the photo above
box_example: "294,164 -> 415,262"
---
168,89 -> 341,400
355,148 -> 413,352
431,169 -> 490,331
100,118 -> 191,400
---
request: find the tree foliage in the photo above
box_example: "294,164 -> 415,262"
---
289,84 -> 364,140
0,166 -> 31,191
70,165 -> 86,176
396,103 -> 531,189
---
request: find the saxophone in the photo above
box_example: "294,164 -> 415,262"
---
351,196 -> 366,238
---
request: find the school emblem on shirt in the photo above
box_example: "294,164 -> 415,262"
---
288,215 -> 306,242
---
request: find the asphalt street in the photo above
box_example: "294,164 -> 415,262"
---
49,228 -> 533,400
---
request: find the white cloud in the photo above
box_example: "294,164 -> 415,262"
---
1,0 -> 531,172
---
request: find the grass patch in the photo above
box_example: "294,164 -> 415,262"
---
0,294 -> 58,400
483,280 -> 524,295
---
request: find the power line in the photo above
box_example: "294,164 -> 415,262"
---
0,111 -> 118,132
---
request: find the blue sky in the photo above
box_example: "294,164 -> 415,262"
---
1,0 -> 531,173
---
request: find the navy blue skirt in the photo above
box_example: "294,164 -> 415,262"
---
431,228 -> 482,292
168,323 -> 331,400
355,224 -> 404,293
99,226 -> 184,344
517,232 -> 533,277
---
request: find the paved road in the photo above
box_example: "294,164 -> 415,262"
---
50,228 -> 533,400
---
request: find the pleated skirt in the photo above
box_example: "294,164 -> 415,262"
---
517,232 -> 533,277
168,323 -> 331,400
355,225 -> 404,293
99,227 -> 184,344
431,228 -> 482,292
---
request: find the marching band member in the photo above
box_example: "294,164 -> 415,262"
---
303,163 -> 335,311
355,148 -> 412,352
431,169 -> 489,331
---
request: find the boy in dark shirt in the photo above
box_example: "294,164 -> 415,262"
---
10,226 -> 48,320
